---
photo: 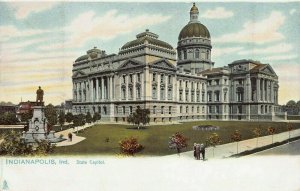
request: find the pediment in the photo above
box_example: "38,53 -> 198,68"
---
261,65 -> 277,76
151,59 -> 176,71
118,59 -> 144,70
72,70 -> 86,78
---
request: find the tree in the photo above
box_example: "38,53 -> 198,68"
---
168,132 -> 189,155
65,112 -> 73,123
267,127 -> 276,144
119,137 -> 144,156
0,130 -> 55,156
20,110 -> 33,122
252,127 -> 261,147
45,104 -> 58,127
73,114 -> 86,133
0,112 -> 18,125
231,130 -> 242,154
92,112 -> 101,122
286,100 -> 296,106
127,108 -> 150,129
206,133 -> 221,157
58,110 -> 65,131
85,112 -> 92,124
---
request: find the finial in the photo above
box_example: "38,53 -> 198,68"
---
146,29 -> 149,32
94,46 -> 97,49
193,2 -> 195,6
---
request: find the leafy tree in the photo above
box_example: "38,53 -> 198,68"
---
20,110 -> 33,122
92,112 -> 101,122
127,108 -> 150,129
73,114 -> 86,133
65,112 -> 73,123
252,127 -> 261,147
85,112 -> 93,124
58,110 -> 65,131
267,127 -> 276,144
0,130 -> 54,156
119,137 -> 144,156
206,133 -> 221,157
286,100 -> 296,106
0,112 -> 18,125
168,132 -> 189,154
231,130 -> 242,154
45,104 -> 58,127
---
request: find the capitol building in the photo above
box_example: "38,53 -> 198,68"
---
72,3 -> 280,122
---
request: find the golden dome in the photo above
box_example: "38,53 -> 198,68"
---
178,22 -> 210,40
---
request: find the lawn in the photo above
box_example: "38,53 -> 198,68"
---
54,121 -> 300,156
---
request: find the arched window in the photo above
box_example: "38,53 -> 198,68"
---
206,50 -> 209,60
183,50 -> 187,59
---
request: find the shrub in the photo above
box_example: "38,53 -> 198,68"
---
119,137 -> 144,156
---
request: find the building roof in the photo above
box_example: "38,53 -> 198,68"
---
198,67 -> 224,75
75,54 -> 88,62
121,29 -> 174,50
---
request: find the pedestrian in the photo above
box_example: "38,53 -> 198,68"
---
195,144 -> 201,160
68,133 -> 73,142
193,143 -> 197,159
200,143 -> 205,160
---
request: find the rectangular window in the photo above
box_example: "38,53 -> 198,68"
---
215,80 -> 219,85
137,73 -> 141,82
152,73 -> 156,82
129,74 -> 133,83
122,106 -> 125,115
129,106 -> 133,114
161,74 -> 164,83
123,75 -> 126,83
168,75 -> 171,84
169,106 -> 172,114
153,106 -> 156,114
180,106 -> 182,113
161,106 -> 164,114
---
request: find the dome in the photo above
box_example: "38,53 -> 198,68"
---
121,30 -> 173,50
190,3 -> 199,13
178,22 -> 210,40
75,55 -> 88,62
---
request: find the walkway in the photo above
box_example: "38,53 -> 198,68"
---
54,123 -> 95,147
165,128 -> 300,160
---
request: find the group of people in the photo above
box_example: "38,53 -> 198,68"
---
193,143 -> 205,160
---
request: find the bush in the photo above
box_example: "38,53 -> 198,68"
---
168,132 -> 189,154
119,137 -> 144,156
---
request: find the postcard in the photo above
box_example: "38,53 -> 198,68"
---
0,1 -> 300,191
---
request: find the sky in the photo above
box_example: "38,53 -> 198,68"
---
0,1 -> 299,105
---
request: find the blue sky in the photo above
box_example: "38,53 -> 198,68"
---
0,1 -> 299,105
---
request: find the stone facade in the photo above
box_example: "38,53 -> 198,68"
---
72,3 -> 280,122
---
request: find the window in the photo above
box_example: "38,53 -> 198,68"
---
179,91 -> 183,101
216,106 -> 219,113
122,106 -> 125,115
202,93 -> 205,102
215,80 -> 219,85
103,106 -> 107,115
160,74 -> 164,83
197,82 -> 199,89
184,50 -> 187,59
191,82 -> 194,89
160,88 -> 165,100
208,106 -> 212,113
168,88 -> 172,100
122,88 -> 126,99
161,106 -> 164,114
224,79 -> 227,84
180,106 -> 182,113
152,87 -> 157,98
169,106 -> 172,114
186,81 -> 188,88
224,92 -> 227,101
129,87 -> 133,99
191,92 -> 195,102
153,106 -> 156,114
195,49 -> 200,59
186,92 -> 189,102
215,91 -> 220,102
206,50 -> 209,60
129,106 -> 133,114
116,106 -> 118,114
186,106 -> 189,113
208,92 -> 212,102
168,75 -> 172,84
129,74 -> 133,83
98,106 -> 101,113
137,87 -> 141,99
152,73 -> 156,81
180,80 -> 182,88
137,73 -> 141,82
238,80 -> 243,85
197,106 -> 200,113
202,106 -> 205,113
191,106 -> 194,113
208,80 -> 212,85
197,93 -> 200,102
123,75 -> 126,83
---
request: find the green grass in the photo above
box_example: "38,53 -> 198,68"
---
54,121 -> 300,156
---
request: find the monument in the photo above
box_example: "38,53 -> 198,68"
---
22,87 -> 65,143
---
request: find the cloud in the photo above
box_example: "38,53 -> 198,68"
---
238,43 -> 293,55
263,54 -> 298,61
200,7 -> 234,19
0,25 -> 48,42
289,9 -> 296,15
212,47 -> 244,58
37,10 -> 171,51
9,2 -> 59,19
214,11 -> 285,44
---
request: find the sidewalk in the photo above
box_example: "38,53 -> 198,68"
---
54,123 -> 95,147
165,128 -> 300,160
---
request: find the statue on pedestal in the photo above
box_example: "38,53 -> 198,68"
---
36,86 -> 44,106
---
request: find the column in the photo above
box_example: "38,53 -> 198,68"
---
96,78 -> 99,102
246,74 -> 251,102
182,80 -> 186,102
133,74 -> 136,100
173,76 -> 177,101
256,78 -> 260,102
261,78 -> 265,102
125,75 -> 128,101
165,75 -> 168,101
109,76 -> 113,101
157,74 -> 160,100
271,81 -> 274,103
176,79 -> 180,102
141,73 -> 144,100
101,77 -> 105,100
233,80 -> 236,102
90,79 -> 94,102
